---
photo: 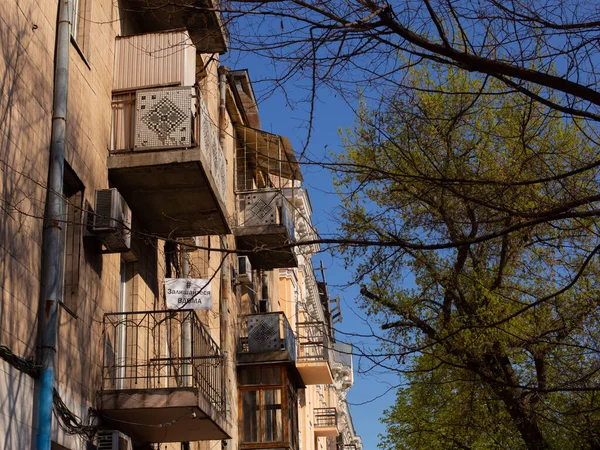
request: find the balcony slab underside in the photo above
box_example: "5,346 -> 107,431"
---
99,388 -> 230,443
314,426 -> 339,438
108,148 -> 230,237
234,225 -> 297,269
121,0 -> 227,53
297,360 -> 334,385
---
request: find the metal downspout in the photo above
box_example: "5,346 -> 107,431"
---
218,65 -> 229,150
217,66 -> 231,450
36,0 -> 71,448
181,251 -> 191,450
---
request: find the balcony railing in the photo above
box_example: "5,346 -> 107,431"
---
297,322 -> 330,362
314,408 -> 338,428
237,189 -> 295,239
110,86 -> 227,203
102,309 -> 225,415
332,342 -> 353,369
238,312 -> 296,362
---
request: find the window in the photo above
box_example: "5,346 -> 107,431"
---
71,0 -> 91,59
239,365 -> 297,447
241,388 -> 283,443
264,389 -> 283,442
242,390 -> 259,442
59,165 -> 84,317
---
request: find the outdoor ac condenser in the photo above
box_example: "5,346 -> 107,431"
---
92,188 -> 132,253
97,430 -> 132,450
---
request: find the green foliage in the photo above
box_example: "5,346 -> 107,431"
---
335,66 -> 600,449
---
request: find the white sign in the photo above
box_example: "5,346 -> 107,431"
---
165,278 -> 212,310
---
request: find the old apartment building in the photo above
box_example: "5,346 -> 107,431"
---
0,1 -> 363,450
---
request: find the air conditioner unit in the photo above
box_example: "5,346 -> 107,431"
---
259,298 -> 270,313
238,256 -> 252,284
93,188 -> 132,253
97,430 -> 132,450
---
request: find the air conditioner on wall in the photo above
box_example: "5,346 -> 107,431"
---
238,256 -> 253,284
97,430 -> 132,450
92,188 -> 132,253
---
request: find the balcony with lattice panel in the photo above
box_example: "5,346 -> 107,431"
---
108,84 -> 230,238
237,312 -> 297,364
235,126 -> 303,269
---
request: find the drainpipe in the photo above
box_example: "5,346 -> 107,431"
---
181,250 -> 191,450
36,0 -> 71,449
219,236 -> 230,450
218,66 -> 229,150
217,66 -> 232,450
181,250 -> 191,387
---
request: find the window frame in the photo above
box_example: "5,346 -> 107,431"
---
70,0 -> 91,63
238,365 -> 298,449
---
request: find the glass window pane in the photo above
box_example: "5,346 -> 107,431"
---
263,389 -> 282,442
242,391 -> 259,442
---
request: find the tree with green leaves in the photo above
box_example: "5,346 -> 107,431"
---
334,66 -> 600,450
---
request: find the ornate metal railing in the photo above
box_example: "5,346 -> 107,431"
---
236,190 -> 295,240
297,321 -> 330,362
110,86 -> 227,202
238,312 -> 296,362
314,407 -> 338,428
102,309 -> 225,414
199,97 -> 227,202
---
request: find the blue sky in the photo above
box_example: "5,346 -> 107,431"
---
223,51 -> 398,449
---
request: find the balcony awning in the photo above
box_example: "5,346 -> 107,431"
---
236,125 -> 304,182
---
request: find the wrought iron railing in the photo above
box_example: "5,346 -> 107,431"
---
297,321 -> 330,362
238,312 -> 296,361
314,407 -> 338,428
236,190 -> 295,241
102,309 -> 225,414
110,86 -> 227,202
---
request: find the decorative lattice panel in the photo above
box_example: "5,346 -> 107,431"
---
248,315 -> 281,352
134,87 -> 193,150
242,191 -> 279,227
199,99 -> 227,201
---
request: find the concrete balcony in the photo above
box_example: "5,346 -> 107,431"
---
237,312 -> 297,365
119,0 -> 227,53
314,407 -> 339,437
108,86 -> 230,237
296,321 -> 333,385
99,310 -> 230,443
235,190 -> 297,269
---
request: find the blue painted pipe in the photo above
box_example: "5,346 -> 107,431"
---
35,0 -> 71,448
